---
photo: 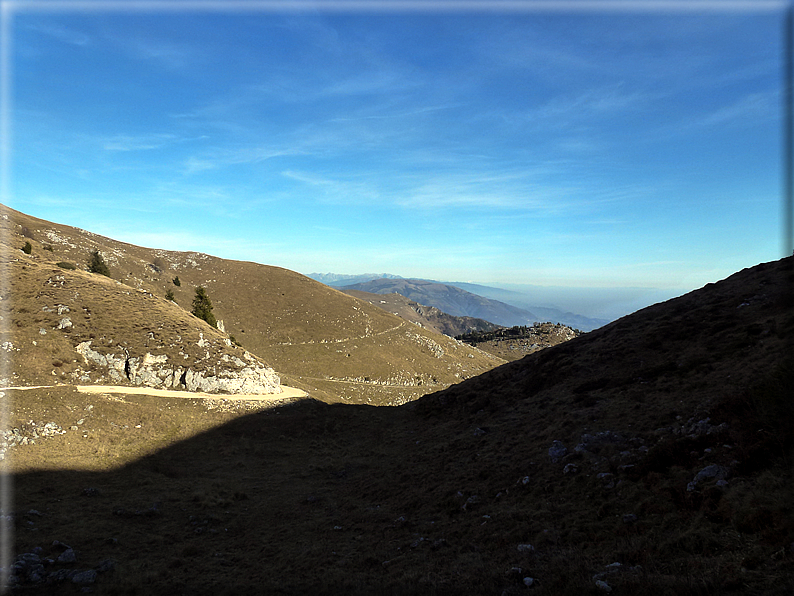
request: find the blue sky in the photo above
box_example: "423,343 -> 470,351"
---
4,1 -> 787,298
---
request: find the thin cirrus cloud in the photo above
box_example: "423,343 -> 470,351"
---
280,170 -> 382,204
23,22 -> 91,47
182,145 -> 307,174
696,90 -> 778,128
102,134 -> 178,152
518,84 -> 652,128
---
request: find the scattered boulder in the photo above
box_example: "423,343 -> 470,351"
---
517,544 -> 535,553
548,441 -> 567,463
57,548 -> 77,563
462,495 -> 481,511
563,463 -> 578,475
71,569 -> 97,585
687,464 -> 729,492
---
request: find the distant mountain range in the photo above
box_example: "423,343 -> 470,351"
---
308,272 -> 404,286
342,289 -> 501,338
309,273 -> 608,331
340,278 -> 543,330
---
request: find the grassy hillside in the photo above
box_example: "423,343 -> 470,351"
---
6,255 -> 793,594
1,204 -> 503,405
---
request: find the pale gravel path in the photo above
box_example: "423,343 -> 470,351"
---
75,385 -> 307,400
1,384 -> 308,401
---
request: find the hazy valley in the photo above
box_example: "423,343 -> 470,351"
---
310,274 -> 610,332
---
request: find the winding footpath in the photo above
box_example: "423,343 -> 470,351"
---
0,384 -> 307,401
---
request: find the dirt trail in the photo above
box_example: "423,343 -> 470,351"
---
1,384 -> 308,401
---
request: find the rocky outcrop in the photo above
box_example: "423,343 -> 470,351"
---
74,339 -> 281,395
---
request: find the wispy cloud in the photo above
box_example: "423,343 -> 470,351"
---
697,91 -> 778,127
523,84 -> 652,126
122,36 -> 196,70
396,170 -> 582,212
281,170 -> 382,204
182,145 -> 306,174
25,22 -> 90,47
102,133 -> 177,152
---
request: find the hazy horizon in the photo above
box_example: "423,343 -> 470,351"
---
4,1 -> 786,304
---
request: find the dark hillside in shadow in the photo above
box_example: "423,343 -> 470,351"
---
10,257 -> 794,595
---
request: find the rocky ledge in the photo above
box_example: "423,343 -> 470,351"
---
73,332 -> 281,395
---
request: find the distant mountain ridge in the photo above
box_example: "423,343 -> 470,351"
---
308,272 -> 403,286
310,274 -> 608,331
341,278 -> 541,329
343,289 -> 500,337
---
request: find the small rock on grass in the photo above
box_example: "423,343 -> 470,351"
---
517,544 -> 535,553
57,548 -> 77,563
71,569 -> 97,585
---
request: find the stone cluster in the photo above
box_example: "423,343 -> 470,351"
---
6,540 -> 115,590
74,338 -> 281,395
0,421 -> 66,460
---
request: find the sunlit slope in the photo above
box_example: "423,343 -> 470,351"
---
0,241 -> 280,394
2,204 -> 503,404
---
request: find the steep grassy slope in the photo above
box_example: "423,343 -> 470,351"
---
7,256 -> 793,595
0,240 -> 280,395
1,204 -> 503,405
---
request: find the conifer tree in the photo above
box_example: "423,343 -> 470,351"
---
87,250 -> 111,277
191,286 -> 216,327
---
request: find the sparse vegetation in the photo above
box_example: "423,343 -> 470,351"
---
87,249 -> 111,277
43,244 -> 53,252
191,286 -> 217,327
56,261 -> 76,270
165,288 -> 176,302
22,241 -> 32,254
173,276 -> 181,286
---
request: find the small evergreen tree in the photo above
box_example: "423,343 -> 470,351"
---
165,288 -> 176,302
172,276 -> 181,287
88,250 -> 111,277
191,286 -> 216,327
22,241 -> 32,254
